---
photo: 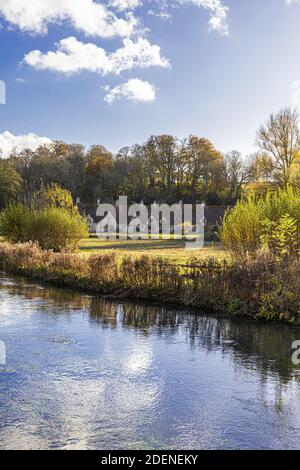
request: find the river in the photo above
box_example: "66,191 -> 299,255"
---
0,276 -> 300,450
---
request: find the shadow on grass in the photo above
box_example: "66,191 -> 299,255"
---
79,239 -> 187,252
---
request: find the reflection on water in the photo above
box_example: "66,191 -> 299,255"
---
0,276 -> 300,450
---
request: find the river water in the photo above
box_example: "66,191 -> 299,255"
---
0,276 -> 300,450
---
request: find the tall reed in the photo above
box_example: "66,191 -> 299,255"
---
0,241 -> 299,322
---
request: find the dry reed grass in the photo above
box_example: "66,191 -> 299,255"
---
0,241 -> 298,322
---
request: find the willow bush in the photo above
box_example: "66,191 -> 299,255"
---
221,187 -> 300,259
0,204 -> 88,251
221,198 -> 264,258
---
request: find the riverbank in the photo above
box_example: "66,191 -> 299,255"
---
0,241 -> 299,322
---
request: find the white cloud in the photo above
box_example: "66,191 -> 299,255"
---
110,0 -> 142,11
292,80 -> 300,108
0,0 -> 229,38
3,1 -> 230,109
0,131 -> 52,158
148,7 -> 173,22
0,0 -> 138,38
180,0 -> 229,35
148,0 -> 229,34
104,78 -> 156,103
24,36 -> 170,75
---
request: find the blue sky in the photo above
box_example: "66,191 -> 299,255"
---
0,0 -> 300,157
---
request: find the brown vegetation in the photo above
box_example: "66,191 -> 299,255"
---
0,241 -> 299,322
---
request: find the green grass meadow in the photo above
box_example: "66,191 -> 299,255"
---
78,238 -> 226,264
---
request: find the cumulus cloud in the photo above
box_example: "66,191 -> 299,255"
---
0,0 -> 138,38
104,78 -> 156,103
0,131 -> 52,158
24,36 -> 170,75
0,0 -> 230,38
2,0 -> 231,109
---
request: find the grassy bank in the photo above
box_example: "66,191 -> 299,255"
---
0,241 -> 299,322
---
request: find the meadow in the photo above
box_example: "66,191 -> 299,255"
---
78,237 -> 226,264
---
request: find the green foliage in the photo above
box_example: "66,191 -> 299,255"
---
0,204 -> 88,251
263,186 -> 300,224
261,214 -> 298,257
0,161 -> 22,208
0,204 -> 31,243
27,207 -> 88,251
32,183 -> 78,214
221,197 -> 264,257
221,187 -> 300,258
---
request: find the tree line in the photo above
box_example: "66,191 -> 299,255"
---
1,107 -> 300,209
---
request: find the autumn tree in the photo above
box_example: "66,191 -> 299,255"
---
183,136 -> 226,203
0,160 -> 22,208
143,135 -> 179,202
224,151 -> 249,203
8,142 -> 86,203
257,108 -> 300,187
84,145 -> 113,202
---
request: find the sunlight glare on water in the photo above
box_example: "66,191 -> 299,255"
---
0,277 -> 300,450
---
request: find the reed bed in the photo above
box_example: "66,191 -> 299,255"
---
0,241 -> 299,322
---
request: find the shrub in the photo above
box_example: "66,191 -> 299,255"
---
0,204 -> 32,243
260,214 -> 298,257
32,184 -> 78,214
0,205 -> 88,252
221,197 -> 264,258
29,207 -> 88,251
221,187 -> 300,259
